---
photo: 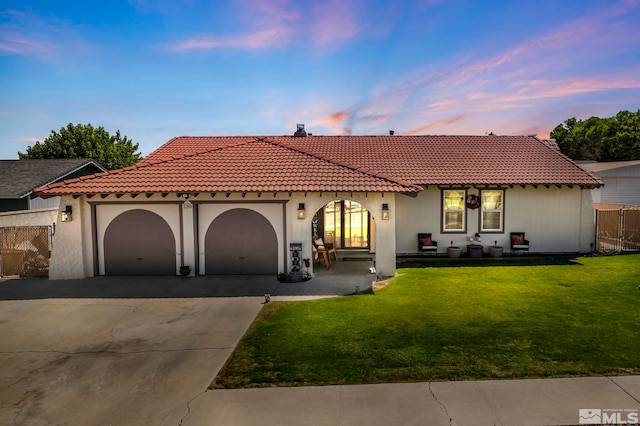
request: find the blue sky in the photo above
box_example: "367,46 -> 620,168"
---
1,0 -> 639,158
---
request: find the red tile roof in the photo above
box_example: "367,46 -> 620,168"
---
35,138 -> 422,196
271,135 -> 602,187
35,134 -> 602,197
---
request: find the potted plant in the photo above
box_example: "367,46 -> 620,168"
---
489,241 -> 503,258
447,241 -> 462,258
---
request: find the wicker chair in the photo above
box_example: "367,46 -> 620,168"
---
510,232 -> 530,255
418,233 -> 438,256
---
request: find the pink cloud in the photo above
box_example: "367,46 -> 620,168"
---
473,72 -> 640,107
169,0 -> 360,51
406,115 -> 466,135
18,136 -> 40,144
171,26 -> 293,50
325,111 -> 351,123
0,10 -> 94,60
245,0 -> 301,24
0,32 -> 55,55
309,0 -> 359,47
291,0 -> 639,137
515,126 -> 552,139
309,110 -> 352,134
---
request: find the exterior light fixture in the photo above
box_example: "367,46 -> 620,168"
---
381,203 -> 390,220
60,205 -> 72,222
297,203 -> 305,219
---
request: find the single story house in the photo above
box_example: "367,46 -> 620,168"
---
35,129 -> 602,280
578,160 -> 640,208
0,159 -> 106,212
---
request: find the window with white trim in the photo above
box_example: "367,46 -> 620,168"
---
480,189 -> 504,232
442,189 -> 466,232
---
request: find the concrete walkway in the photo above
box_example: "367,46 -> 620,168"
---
184,376 -> 640,426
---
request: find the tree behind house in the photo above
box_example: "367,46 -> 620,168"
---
551,109 -> 640,161
19,123 -> 142,170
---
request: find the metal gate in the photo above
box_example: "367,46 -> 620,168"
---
0,226 -> 52,277
595,209 -> 640,252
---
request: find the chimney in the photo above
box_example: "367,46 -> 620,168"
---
293,123 -> 307,137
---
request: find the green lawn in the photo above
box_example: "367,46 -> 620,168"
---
212,254 -> 640,388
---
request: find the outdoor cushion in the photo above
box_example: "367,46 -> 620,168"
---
512,234 -> 524,245
420,237 -> 433,247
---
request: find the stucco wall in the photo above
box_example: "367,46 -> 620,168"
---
48,186 -> 596,280
50,192 -> 396,278
396,186 -> 595,254
0,208 -> 58,228
49,196 -> 85,279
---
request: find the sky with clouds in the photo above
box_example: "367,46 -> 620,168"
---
1,0 -> 639,158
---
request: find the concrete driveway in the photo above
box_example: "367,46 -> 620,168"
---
0,280 -> 265,426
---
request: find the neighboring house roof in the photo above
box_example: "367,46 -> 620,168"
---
35,134 -> 602,197
578,160 -> 640,173
0,159 -> 107,199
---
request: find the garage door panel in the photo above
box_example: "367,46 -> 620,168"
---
104,209 -> 176,275
205,208 -> 277,275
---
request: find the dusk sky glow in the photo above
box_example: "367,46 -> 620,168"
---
1,0 -> 639,158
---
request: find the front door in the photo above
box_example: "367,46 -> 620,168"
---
323,200 -> 369,249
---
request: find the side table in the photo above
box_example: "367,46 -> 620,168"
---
466,244 -> 483,258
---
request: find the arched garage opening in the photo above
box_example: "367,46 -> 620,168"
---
204,208 -> 278,274
104,209 -> 176,275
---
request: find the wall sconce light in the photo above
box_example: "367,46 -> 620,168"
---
60,205 -> 72,222
381,203 -> 390,220
297,203 -> 305,219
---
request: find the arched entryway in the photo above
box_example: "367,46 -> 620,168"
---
204,208 -> 278,274
104,209 -> 176,275
313,200 -> 372,250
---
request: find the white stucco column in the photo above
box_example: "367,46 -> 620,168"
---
181,200 -> 196,276
579,188 -> 596,253
49,195 -> 87,279
371,196 -> 397,278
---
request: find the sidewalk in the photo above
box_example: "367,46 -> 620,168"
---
184,376 -> 640,426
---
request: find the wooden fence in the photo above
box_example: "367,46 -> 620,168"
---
595,209 -> 640,252
0,226 -> 52,277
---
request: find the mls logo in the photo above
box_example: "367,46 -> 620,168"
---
579,409 -> 601,424
579,408 -> 639,424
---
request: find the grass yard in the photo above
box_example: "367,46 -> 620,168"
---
212,254 -> 640,388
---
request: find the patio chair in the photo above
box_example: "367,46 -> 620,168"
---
312,246 -> 330,269
510,232 -> 530,255
418,233 -> 438,256
313,235 -> 337,260
312,235 -> 335,269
